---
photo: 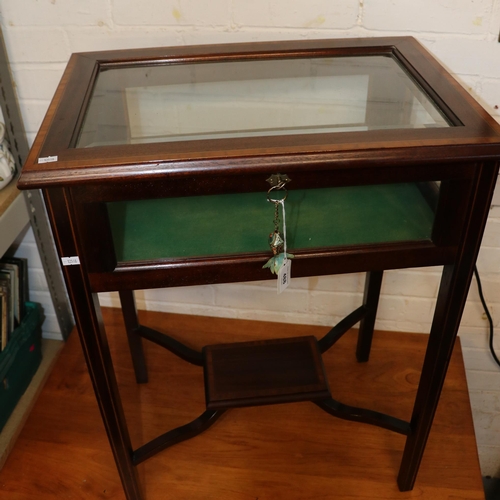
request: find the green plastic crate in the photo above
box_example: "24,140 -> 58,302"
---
0,302 -> 43,432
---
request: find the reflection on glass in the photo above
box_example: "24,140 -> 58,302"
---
77,55 -> 451,148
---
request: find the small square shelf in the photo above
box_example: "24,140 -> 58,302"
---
203,336 -> 331,410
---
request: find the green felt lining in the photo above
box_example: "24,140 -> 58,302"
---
107,184 -> 436,262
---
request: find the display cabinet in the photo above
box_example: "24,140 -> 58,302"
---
18,37 -> 500,499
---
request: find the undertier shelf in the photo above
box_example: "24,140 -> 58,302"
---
203,336 -> 331,410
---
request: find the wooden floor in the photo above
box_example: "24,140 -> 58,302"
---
0,307 -> 484,499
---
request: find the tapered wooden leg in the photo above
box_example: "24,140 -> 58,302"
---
398,263 -> 471,490
119,290 -> 148,383
397,163 -> 498,491
356,270 -> 383,362
45,188 -> 143,500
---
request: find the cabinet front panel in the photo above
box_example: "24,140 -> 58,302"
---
107,182 -> 437,263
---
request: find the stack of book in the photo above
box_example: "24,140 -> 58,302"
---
0,257 -> 28,352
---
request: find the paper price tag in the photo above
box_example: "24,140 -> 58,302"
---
38,155 -> 58,164
61,256 -> 80,266
277,259 -> 292,294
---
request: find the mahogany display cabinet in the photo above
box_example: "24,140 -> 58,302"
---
18,37 -> 500,499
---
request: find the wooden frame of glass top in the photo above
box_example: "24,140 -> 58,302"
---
18,37 -> 500,499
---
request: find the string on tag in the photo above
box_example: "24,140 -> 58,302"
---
276,198 -> 292,293
278,199 -> 287,259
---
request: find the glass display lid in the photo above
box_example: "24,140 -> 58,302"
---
77,54 -> 451,149
19,37 -> 500,190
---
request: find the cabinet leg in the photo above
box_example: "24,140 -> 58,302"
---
44,188 -> 144,500
397,163 -> 498,490
82,293 -> 143,500
397,264 -> 468,490
119,290 -> 148,384
67,288 -> 144,499
356,270 -> 383,362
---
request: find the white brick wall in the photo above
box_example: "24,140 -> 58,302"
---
363,0 -> 494,34
1,0 -> 500,477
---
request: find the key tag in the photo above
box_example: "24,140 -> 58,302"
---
263,174 -> 294,294
277,254 -> 292,294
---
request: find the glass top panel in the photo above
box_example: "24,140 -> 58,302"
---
76,55 -> 451,148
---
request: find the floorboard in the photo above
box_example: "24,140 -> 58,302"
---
0,307 -> 484,499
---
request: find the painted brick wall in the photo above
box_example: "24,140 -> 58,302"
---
1,0 -> 499,477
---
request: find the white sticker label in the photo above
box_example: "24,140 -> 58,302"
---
61,256 -> 80,266
38,155 -> 58,164
277,259 -> 292,294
